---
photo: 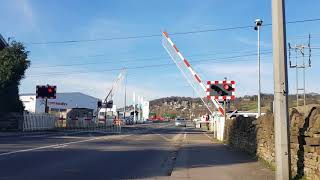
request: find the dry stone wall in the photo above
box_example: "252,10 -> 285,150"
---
224,106 -> 320,180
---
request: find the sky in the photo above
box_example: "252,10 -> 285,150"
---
1,0 -> 320,106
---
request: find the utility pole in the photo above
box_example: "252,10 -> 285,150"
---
254,19 -> 263,117
271,0 -> 291,179
288,35 -> 312,108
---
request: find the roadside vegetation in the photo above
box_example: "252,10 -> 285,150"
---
0,41 -> 30,113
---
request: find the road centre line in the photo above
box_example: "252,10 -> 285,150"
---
0,124 -> 171,157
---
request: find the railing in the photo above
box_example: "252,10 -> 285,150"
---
21,113 -> 121,133
23,113 -> 56,131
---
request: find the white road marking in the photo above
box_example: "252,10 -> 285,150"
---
53,144 -> 68,149
153,133 -> 172,141
203,132 -> 213,141
21,131 -> 87,138
152,126 -> 184,142
0,136 -> 103,156
0,123 -> 170,157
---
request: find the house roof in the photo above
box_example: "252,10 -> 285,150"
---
20,92 -> 100,100
0,34 -> 8,50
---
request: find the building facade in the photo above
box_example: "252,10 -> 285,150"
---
20,92 -> 100,114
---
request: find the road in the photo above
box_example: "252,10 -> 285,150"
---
0,122 -> 274,180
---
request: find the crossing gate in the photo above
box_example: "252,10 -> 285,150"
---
162,31 -> 226,141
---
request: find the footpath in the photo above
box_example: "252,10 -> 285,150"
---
170,129 -> 275,180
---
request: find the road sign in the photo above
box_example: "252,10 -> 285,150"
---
36,85 -> 57,99
206,80 -> 235,100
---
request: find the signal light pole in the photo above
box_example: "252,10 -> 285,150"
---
45,98 -> 48,113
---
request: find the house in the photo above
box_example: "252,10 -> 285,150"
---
0,34 -> 8,50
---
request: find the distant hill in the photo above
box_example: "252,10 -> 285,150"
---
149,93 -> 320,118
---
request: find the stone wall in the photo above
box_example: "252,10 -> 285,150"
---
224,106 -> 320,180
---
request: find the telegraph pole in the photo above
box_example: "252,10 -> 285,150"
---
271,0 -> 291,179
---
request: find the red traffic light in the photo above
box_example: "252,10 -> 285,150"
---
36,85 -> 56,99
224,84 -> 230,90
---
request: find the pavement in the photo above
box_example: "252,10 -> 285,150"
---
0,122 -> 274,180
170,129 -> 274,180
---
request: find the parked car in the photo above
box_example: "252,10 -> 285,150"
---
175,118 -> 187,127
125,116 -> 134,125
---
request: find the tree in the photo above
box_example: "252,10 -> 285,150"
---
0,41 -> 30,113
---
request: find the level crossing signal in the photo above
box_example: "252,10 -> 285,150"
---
36,85 -> 57,99
206,81 -> 235,100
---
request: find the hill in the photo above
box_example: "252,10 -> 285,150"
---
149,94 -> 320,119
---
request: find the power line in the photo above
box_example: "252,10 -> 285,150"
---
287,18 -> 320,24
28,52 -> 273,77
27,35 -> 319,61
27,34 -> 160,45
29,51 -> 320,78
31,49 -> 272,68
25,18 -> 320,45
31,52 -> 273,75
30,45 -> 271,62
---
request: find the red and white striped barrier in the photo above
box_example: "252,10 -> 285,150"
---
162,31 -> 225,116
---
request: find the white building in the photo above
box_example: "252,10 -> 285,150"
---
20,92 -> 100,114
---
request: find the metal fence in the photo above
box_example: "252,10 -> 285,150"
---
54,117 -> 122,134
23,113 -> 56,131
21,113 -> 121,134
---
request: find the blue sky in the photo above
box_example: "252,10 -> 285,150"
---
1,0 -> 320,106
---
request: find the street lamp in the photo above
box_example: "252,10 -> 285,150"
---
254,18 -> 263,117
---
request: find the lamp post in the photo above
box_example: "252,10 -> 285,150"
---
254,18 -> 263,117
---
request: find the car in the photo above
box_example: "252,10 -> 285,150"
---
175,118 -> 187,127
125,116 -> 134,125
